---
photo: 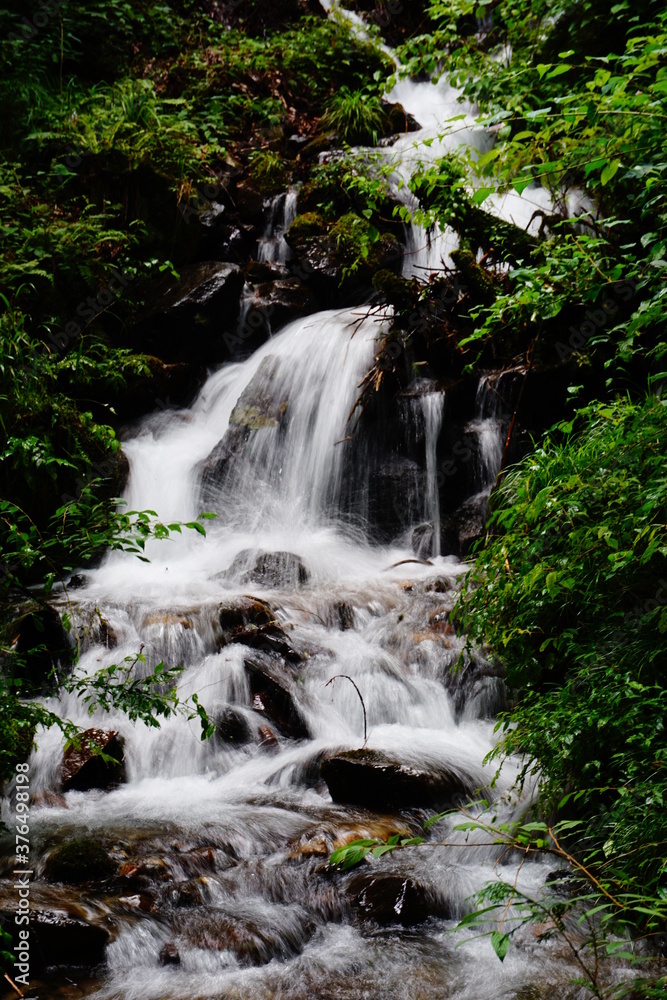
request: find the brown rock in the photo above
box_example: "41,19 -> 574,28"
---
61,728 -> 126,792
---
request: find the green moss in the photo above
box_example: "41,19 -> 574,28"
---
44,839 -> 117,883
286,211 -> 327,243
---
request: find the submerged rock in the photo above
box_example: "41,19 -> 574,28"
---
44,838 -> 117,883
347,872 -> 440,926
159,942 -> 181,966
214,707 -> 253,746
289,816 -> 417,859
321,748 -> 465,810
229,356 -> 288,429
61,728 -> 126,792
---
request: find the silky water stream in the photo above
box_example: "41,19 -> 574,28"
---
2,12 -> 592,999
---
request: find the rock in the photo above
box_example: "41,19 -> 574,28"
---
450,490 -> 491,555
61,727 -> 126,792
9,602 -> 72,695
136,261 -> 244,365
29,909 -> 109,968
226,549 -> 309,589
258,724 -> 279,750
245,654 -> 309,739
244,259 -> 292,283
247,279 -> 316,332
68,573 -> 87,590
321,748 -> 465,810
215,707 -> 253,746
218,598 -> 274,641
234,181 -> 266,225
44,838 -> 117,883
199,423 -> 251,499
229,356 -> 288,429
159,942 -> 181,966
289,816 -> 416,859
347,872 -> 439,926
368,457 -> 424,542
383,101 -> 421,135
333,601 -> 354,631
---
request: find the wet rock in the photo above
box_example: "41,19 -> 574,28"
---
136,261 -> 244,365
258,724 -> 279,750
31,790 -> 68,809
235,181 -> 266,225
218,597 -> 274,640
159,942 -> 181,966
245,654 -> 309,739
229,356 -> 288,429
61,728 -> 126,792
215,707 -> 253,746
68,573 -> 87,590
8,602 -> 73,695
383,100 -> 421,135
449,490 -> 491,555
172,877 -> 208,907
116,892 -> 158,913
248,279 -> 316,332
176,906 -> 313,966
143,612 -> 192,629
289,816 -> 416,859
244,260 -> 292,283
199,423 -> 251,497
333,600 -> 355,631
368,457 -> 424,542
29,909 -> 109,968
44,838 -> 117,883
321,748 -> 465,810
226,549 -> 309,589
347,872 -> 439,926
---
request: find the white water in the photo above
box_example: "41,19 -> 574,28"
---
8,9 -> 589,999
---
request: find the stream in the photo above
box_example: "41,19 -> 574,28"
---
1,6 -> 589,998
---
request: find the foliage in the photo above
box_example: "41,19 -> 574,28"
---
322,87 -> 388,146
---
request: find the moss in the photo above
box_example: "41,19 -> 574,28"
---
44,839 -> 117,883
286,211 -> 327,243
248,150 -> 289,196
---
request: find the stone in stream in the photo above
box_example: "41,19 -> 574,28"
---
217,597 -> 301,662
347,872 -> 444,927
245,654 -> 309,740
44,838 -> 117,883
229,356 -> 289,430
288,815 -> 418,859
321,748 -> 465,810
61,727 -> 126,792
214,706 -> 254,746
27,909 -> 110,968
159,942 -> 181,966
226,549 -> 310,589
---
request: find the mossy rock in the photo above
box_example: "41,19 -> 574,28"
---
44,839 -> 117,883
286,212 -> 328,243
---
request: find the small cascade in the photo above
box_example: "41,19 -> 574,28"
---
470,374 -> 507,490
257,188 -> 298,264
422,391 -> 445,556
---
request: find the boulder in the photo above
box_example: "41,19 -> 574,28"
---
9,602 -> 72,695
226,549 -> 309,590
218,598 -> 274,641
44,838 -> 117,883
289,816 -> 416,859
136,261 -> 244,365
247,279 -> 316,332
199,423 -> 251,500
28,909 -> 109,968
347,872 -> 440,926
61,727 -> 126,792
215,707 -> 253,746
245,654 -> 309,739
244,259 -> 292,283
383,101 -> 421,135
321,748 -> 465,810
229,356 -> 288,429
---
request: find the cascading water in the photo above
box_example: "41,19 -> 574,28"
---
257,190 -> 298,265
2,8 -> 590,999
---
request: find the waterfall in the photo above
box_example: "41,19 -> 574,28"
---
422,391 -> 445,556
471,374 -> 507,489
257,189 -> 298,264
14,8 -> 582,999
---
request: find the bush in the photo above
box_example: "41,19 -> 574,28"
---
322,87 -> 388,146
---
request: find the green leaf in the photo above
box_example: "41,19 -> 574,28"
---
491,931 -> 510,962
